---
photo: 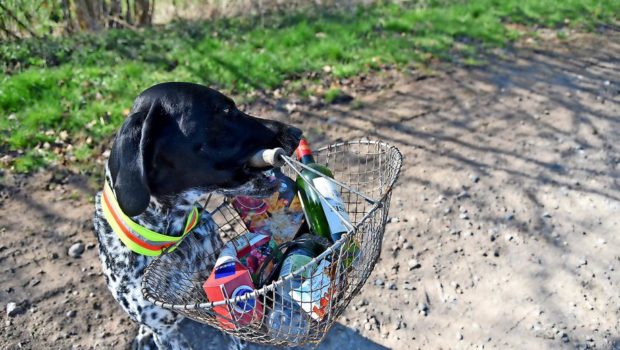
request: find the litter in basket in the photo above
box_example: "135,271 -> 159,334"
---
142,140 -> 403,346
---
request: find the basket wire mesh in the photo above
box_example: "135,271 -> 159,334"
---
142,140 -> 403,346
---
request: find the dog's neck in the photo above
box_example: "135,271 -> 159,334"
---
105,168 -> 209,237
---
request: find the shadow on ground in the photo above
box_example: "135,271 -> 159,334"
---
182,320 -> 388,350
1,31 -> 619,349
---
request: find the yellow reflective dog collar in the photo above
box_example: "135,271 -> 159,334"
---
102,181 -> 200,256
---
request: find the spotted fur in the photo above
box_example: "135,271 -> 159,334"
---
93,168 -> 246,350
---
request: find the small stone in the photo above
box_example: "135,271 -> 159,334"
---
403,242 -> 414,250
66,310 -> 77,318
68,243 -> 85,258
402,281 -> 415,290
456,191 -> 470,199
542,212 -> 551,218
578,257 -> 588,267
408,259 -> 421,270
29,278 -> 41,287
380,327 -> 389,338
418,302 -> 429,313
356,299 -> 369,307
505,234 -> 513,242
387,282 -> 397,290
457,332 -> 464,341
7,302 -> 24,317
389,217 -> 400,224
505,213 -> 514,221
375,278 -> 385,287
543,330 -> 555,339
459,213 -> 469,220
443,207 -> 452,215
470,174 -> 480,183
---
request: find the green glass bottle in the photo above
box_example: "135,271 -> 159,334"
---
295,139 -> 350,242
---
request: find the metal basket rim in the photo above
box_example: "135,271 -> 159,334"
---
141,139 -> 403,310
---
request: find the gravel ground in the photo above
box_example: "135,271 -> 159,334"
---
1,31 -> 619,349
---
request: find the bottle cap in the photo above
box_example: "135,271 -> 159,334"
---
295,139 -> 313,160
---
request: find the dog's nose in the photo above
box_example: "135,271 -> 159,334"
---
287,126 -> 303,142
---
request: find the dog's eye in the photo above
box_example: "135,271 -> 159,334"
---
222,107 -> 230,114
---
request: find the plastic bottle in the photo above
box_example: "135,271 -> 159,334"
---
268,234 -> 329,341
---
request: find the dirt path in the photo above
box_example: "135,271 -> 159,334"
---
1,32 -> 619,349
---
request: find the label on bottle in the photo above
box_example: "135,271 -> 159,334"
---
280,254 -> 314,280
311,177 -> 350,237
289,259 -> 336,320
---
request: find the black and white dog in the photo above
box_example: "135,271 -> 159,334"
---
93,82 -> 302,349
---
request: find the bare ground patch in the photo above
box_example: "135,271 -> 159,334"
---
1,32 -> 619,349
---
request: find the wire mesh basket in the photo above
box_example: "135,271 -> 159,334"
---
142,140 -> 403,346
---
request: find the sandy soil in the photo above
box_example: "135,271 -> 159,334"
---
1,31 -> 619,349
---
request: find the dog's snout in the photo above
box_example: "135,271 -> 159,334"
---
287,126 -> 303,142
280,125 -> 303,155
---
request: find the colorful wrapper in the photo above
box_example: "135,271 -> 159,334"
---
232,171 -> 304,245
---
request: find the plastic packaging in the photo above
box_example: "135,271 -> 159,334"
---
232,169 -> 305,245
268,235 -> 330,339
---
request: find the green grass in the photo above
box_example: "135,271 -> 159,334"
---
323,88 -> 343,104
1,0 -> 619,172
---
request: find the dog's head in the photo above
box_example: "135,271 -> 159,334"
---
107,82 -> 302,217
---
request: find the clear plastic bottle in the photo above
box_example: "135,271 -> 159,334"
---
268,235 -> 328,341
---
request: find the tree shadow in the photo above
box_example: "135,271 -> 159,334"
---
257,32 -> 620,347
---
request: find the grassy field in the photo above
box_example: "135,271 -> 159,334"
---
1,0 -> 619,173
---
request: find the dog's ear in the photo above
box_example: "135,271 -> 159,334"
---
108,104 -> 160,217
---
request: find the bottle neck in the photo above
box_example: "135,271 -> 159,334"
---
296,138 -> 314,164
299,154 -> 315,164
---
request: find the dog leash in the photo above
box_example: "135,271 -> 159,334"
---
101,181 -> 201,256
